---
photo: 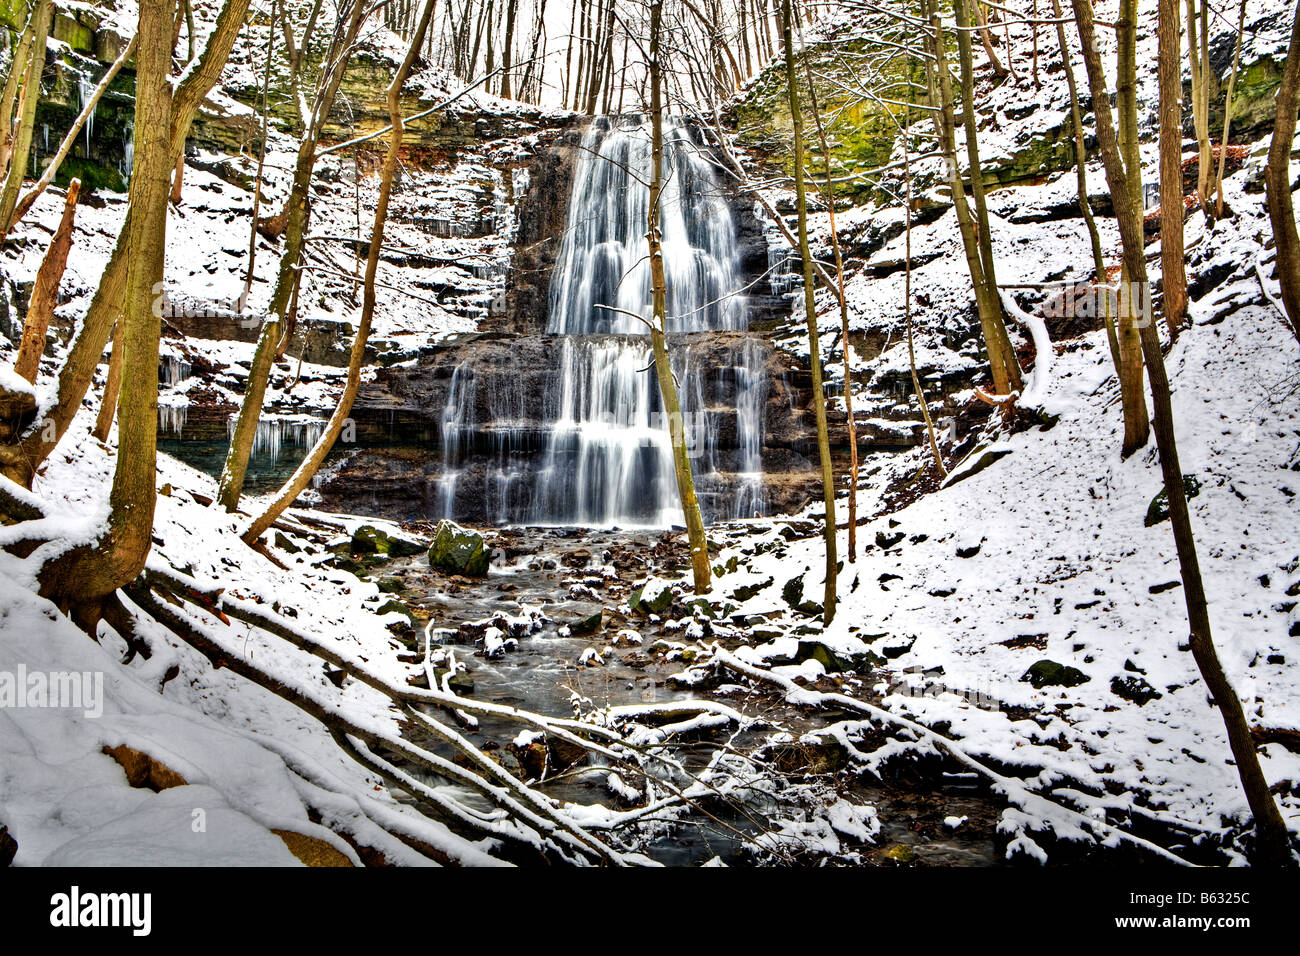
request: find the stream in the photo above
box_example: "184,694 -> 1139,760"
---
372,525 -> 1003,866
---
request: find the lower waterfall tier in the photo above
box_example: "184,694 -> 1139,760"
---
316,331 -> 826,527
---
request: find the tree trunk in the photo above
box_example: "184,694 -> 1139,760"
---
242,0 -> 439,546
0,0 -> 53,231
1265,0 -> 1300,340
218,0 -> 371,507
647,0 -> 711,595
0,0 -> 253,488
5,34 -> 138,236
925,0 -> 1021,398
13,180 -> 80,384
1157,0 -> 1187,340
1073,0 -> 1294,868
36,0 -> 173,629
804,59 -> 858,561
782,0 -> 836,623
1213,0 -> 1248,218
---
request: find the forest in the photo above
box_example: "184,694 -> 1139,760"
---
0,0 -> 1297,880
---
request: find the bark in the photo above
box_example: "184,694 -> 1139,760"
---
1264,0 -> 1300,339
1051,0 -> 1118,371
782,0 -> 836,624
1114,0 -> 1150,456
218,0 -> 370,507
242,0 -> 439,546
1073,0 -> 1294,868
36,0 -> 174,625
902,101 -> 945,477
0,0 -> 53,232
648,0 -> 711,595
1158,0 -> 1187,339
804,59 -> 858,561
1185,0 -> 1212,205
1213,0 -> 1248,218
925,0 -> 1021,397
6,34 -> 139,235
0,0 -> 253,487
0,8 -> 40,179
13,181 -> 80,384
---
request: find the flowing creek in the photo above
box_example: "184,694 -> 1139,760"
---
373,526 -> 1002,865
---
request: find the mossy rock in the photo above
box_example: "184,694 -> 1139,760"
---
1021,659 -> 1091,689
629,580 -> 675,615
1144,474 -> 1202,527
427,519 -> 490,577
567,609 -> 604,635
273,532 -> 301,554
731,576 -> 773,602
376,599 -> 414,621
875,530 -> 905,549
1110,675 -> 1163,706
795,640 -> 878,675
377,577 -> 405,594
782,575 -> 805,609
351,524 -> 423,557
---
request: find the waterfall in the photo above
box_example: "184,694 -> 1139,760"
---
121,122 -> 134,183
436,115 -> 771,528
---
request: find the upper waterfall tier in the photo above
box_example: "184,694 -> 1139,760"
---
547,115 -> 746,336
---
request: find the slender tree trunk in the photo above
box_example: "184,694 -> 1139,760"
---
500,0 -> 517,98
241,1 -> 278,310
0,9 -> 41,179
1158,0 -> 1187,340
36,0 -> 173,630
1074,0 -> 1294,868
925,0 -> 1020,397
804,59 -> 858,561
0,0 -> 253,487
902,106 -> 945,477
1213,0 -> 1248,218
782,0 -> 836,623
1265,0 -> 1300,339
1185,0 -> 1213,205
242,0 -> 439,546
219,1 -> 371,507
647,0 -> 711,594
0,0 -> 53,231
5,34 -> 138,236
13,180 -> 80,384
1115,0 -> 1149,456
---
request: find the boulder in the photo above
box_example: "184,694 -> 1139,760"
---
428,520 -> 491,577
1144,474 -> 1202,527
1021,659 -> 1090,689
351,524 -> 424,557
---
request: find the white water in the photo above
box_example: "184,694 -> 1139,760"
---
438,116 -> 770,528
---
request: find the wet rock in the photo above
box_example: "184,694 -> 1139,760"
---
568,609 -> 605,635
428,520 -> 491,577
877,843 -> 917,865
629,579 -> 676,615
731,576 -> 773,601
875,530 -> 906,549
351,524 -> 425,557
1021,659 -> 1091,689
1110,675 -> 1163,706
1144,474 -> 1202,527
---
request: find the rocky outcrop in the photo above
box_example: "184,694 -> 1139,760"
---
315,329 -> 824,525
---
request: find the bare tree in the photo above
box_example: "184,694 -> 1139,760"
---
1074,0 -> 1293,867
1265,0 -> 1300,339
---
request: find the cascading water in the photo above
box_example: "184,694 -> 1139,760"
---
436,115 -> 772,528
